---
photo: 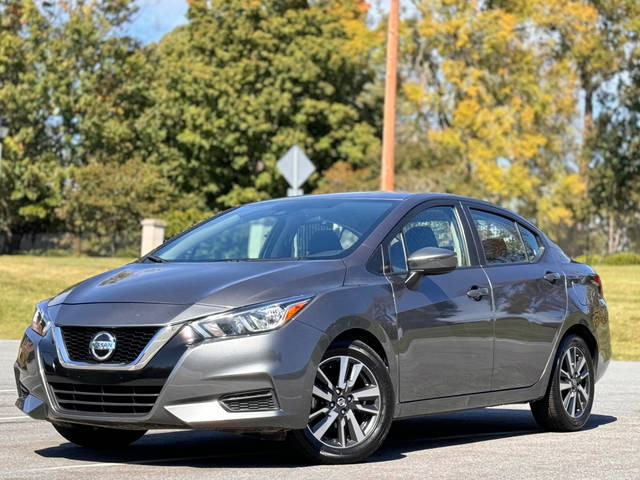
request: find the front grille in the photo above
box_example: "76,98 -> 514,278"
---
220,389 -> 278,412
48,381 -> 162,415
61,326 -> 159,364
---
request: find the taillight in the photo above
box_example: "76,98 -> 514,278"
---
592,274 -> 603,297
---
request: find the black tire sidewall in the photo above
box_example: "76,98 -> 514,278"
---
292,340 -> 394,464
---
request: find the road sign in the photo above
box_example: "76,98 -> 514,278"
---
287,187 -> 303,196
277,145 -> 315,196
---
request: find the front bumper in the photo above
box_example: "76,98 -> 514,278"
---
15,319 -> 327,432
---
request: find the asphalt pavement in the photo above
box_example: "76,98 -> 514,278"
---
0,339 -> 638,479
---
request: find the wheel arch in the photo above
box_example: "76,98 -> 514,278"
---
322,323 -> 399,416
561,323 -> 598,365
329,328 -> 389,367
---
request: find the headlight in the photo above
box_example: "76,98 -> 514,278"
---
192,297 -> 311,339
31,308 -> 51,336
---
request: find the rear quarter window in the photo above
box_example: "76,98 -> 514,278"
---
470,209 -> 528,264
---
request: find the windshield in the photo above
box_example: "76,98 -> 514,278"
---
153,198 -> 398,262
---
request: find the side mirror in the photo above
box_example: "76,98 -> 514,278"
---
405,247 -> 457,290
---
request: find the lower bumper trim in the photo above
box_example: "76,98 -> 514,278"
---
16,394 -> 47,420
165,399 -> 285,427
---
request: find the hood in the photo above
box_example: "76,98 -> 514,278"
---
58,260 -> 346,309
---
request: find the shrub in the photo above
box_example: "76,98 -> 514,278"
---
603,252 -> 640,265
574,252 -> 640,265
17,248 -> 73,257
574,254 -> 604,264
162,207 -> 213,239
115,247 -> 139,259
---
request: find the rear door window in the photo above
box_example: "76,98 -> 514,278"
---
518,224 -> 544,262
470,209 -> 527,264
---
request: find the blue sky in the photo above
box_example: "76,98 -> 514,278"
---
126,0 -> 189,44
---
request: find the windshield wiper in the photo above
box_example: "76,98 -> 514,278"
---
144,254 -> 168,263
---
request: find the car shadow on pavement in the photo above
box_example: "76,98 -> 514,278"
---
35,408 -> 617,468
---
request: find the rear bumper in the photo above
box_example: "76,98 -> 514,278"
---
594,297 -> 611,383
15,319 -> 326,432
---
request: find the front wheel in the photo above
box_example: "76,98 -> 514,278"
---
530,334 -> 595,431
290,339 -> 394,464
52,422 -> 147,449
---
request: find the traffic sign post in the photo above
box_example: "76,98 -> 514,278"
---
277,145 -> 315,196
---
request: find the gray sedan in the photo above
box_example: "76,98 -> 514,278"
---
14,192 -> 610,463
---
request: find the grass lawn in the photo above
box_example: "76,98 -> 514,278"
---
0,256 -> 637,361
592,265 -> 640,361
0,256 -> 132,339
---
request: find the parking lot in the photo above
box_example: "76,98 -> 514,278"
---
0,339 -> 638,479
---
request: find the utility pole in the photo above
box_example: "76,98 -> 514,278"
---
380,0 -> 399,192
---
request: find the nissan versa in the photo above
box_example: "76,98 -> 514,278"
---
14,193 -> 610,463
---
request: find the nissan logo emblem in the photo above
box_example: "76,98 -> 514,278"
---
89,331 -> 117,362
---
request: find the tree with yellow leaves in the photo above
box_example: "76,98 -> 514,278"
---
398,0 -> 595,230
393,0 -> 640,253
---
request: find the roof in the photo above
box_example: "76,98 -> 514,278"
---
258,191 -> 411,202
258,191 -> 499,205
255,192 -> 538,229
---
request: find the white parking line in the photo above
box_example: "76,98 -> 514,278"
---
0,389 -> 16,392
22,450 -> 254,472
0,416 -> 31,421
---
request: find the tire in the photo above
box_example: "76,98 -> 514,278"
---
290,339 -> 394,464
52,422 -> 147,448
530,334 -> 595,431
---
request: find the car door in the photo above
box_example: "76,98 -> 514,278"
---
383,202 -> 494,402
465,206 -> 567,390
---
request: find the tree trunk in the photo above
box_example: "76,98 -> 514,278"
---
608,214 -> 623,254
73,234 -> 82,256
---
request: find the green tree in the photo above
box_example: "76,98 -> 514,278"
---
141,0 -> 381,210
0,1 -> 63,250
45,0 -> 153,167
0,0 -> 160,252
57,159 -> 172,256
589,53 -> 640,253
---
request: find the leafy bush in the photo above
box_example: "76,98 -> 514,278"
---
162,209 -> 208,238
574,252 -> 640,265
574,254 -> 603,264
604,252 -> 640,265
17,248 -> 73,257
115,247 -> 139,259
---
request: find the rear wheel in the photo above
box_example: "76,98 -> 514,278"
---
52,422 -> 146,448
290,340 -> 394,464
530,334 -> 594,431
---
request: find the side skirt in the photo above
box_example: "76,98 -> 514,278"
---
395,380 -> 548,419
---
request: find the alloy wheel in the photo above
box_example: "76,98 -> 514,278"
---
307,355 -> 381,448
559,346 -> 590,418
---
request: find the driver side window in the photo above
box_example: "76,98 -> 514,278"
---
384,206 -> 469,273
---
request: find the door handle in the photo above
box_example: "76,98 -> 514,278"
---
466,287 -> 489,300
543,272 -> 562,283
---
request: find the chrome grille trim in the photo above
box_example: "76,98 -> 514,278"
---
53,323 -> 181,371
